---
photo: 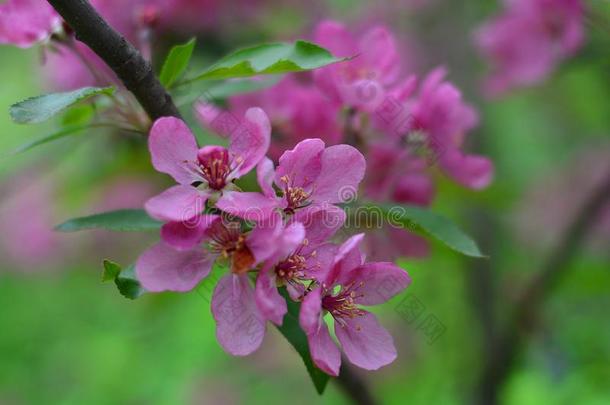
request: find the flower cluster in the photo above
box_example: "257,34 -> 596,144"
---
475,0 -> 584,96
135,110 -> 411,373
200,20 -> 494,259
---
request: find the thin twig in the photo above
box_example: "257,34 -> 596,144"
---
46,0 -> 181,121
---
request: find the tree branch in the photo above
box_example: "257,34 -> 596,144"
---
46,0 -> 181,121
477,170 -> 610,404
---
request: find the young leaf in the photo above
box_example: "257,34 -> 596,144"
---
275,288 -> 330,395
371,203 -> 486,258
205,76 -> 282,99
160,38 -> 197,88
115,265 -> 145,300
101,260 -> 146,299
55,209 -> 162,232
10,87 -> 114,124
187,40 -> 345,83
102,259 -> 122,282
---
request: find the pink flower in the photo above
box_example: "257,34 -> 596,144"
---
299,234 -> 411,375
382,68 -> 494,190
254,206 -> 345,325
475,0 -> 584,96
215,139 -> 365,221
0,0 -> 60,48
144,110 -> 270,237
137,210 -> 306,355
228,76 -> 343,160
313,20 -> 402,111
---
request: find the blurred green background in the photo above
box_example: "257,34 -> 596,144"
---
1,1 -> 609,404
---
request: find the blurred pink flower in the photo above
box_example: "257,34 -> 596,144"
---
229,76 -> 343,160
0,0 -> 60,48
475,0 -> 584,96
0,175 -> 61,269
313,20 -> 402,111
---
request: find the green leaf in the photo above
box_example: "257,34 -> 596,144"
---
275,288 -> 330,394
10,124 -> 90,155
372,203 -> 486,258
188,40 -> 345,83
55,209 -> 162,232
160,38 -> 196,88
10,86 -> 114,124
205,76 -> 282,99
61,104 -> 95,126
115,265 -> 145,300
102,259 -> 121,282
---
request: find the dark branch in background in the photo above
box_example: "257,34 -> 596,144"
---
336,358 -> 378,405
477,170 -> 610,404
46,0 -> 181,121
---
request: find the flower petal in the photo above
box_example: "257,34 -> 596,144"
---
257,157 -> 276,198
275,138 -> 324,190
439,150 -> 494,190
327,233 -> 365,286
307,320 -> 341,376
310,145 -> 366,204
135,242 -> 213,292
350,262 -> 411,306
144,185 -> 207,222
216,191 -> 278,222
230,107 -> 271,177
335,312 -> 397,371
148,117 -> 199,185
302,242 -> 338,282
160,214 -> 219,251
255,265 -> 286,326
292,205 -> 346,245
359,26 -> 401,85
299,286 -> 323,335
211,274 -> 266,356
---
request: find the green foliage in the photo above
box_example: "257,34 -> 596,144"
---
55,209 -> 162,232
9,87 -> 114,124
186,40 -> 345,83
275,288 -> 330,395
102,260 -> 122,282
102,260 -> 145,300
160,38 -> 197,88
372,203 -> 485,258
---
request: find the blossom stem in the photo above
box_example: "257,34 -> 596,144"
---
477,170 -> 610,404
45,0 -> 182,122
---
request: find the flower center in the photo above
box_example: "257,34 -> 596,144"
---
197,146 -> 232,191
279,175 -> 311,214
207,220 -> 254,274
322,281 -> 366,326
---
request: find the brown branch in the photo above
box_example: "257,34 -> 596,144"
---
477,170 -> 610,404
46,0 -> 181,121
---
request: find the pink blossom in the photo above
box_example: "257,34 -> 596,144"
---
137,213 -> 305,356
228,76 -> 343,160
214,139 -> 365,221
144,110 -> 270,233
0,0 -> 60,48
299,234 -> 411,375
254,206 -> 345,325
475,0 -> 584,96
382,68 -> 494,190
313,20 -> 402,111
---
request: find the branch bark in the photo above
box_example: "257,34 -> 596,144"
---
46,0 -> 181,121
477,170 -> 610,404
